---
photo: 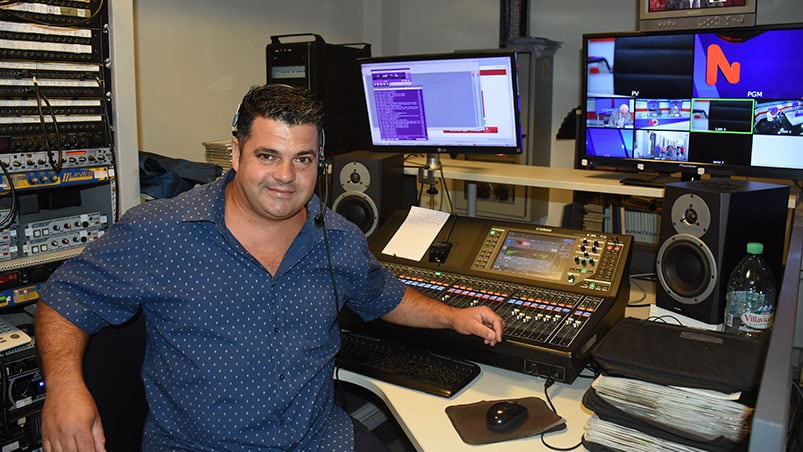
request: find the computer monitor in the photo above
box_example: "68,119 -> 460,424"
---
357,50 -> 523,159
638,0 -> 757,31
578,23 -> 803,183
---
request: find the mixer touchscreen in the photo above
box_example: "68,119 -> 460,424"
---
491,232 -> 574,281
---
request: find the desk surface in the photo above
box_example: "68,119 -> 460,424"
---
339,285 -> 654,451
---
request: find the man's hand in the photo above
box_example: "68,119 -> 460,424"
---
383,287 -> 505,345
41,385 -> 106,452
449,305 -> 504,346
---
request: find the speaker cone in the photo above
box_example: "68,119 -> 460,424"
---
656,233 -> 717,305
332,191 -> 379,237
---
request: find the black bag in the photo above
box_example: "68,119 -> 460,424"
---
139,151 -> 222,199
591,317 -> 766,394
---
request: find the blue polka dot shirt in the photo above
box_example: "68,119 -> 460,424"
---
40,170 -> 406,451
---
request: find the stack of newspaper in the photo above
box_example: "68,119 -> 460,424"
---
583,375 -> 752,451
582,318 -> 765,451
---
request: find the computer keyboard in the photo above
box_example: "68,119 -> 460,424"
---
336,330 -> 481,398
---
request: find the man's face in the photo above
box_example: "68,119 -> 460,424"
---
229,116 -> 320,223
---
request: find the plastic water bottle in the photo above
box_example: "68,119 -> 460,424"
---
724,242 -> 777,338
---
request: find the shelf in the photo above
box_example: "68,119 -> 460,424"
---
403,155 -> 798,208
403,155 -> 665,198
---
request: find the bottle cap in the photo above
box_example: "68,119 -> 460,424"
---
746,242 -> 764,254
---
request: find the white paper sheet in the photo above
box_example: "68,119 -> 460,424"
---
381,206 -> 450,261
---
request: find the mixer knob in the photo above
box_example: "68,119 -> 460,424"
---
589,258 -> 595,266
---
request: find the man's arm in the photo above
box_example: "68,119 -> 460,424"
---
35,302 -> 106,452
381,286 -> 504,345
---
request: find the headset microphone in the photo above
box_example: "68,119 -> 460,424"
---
314,210 -> 325,228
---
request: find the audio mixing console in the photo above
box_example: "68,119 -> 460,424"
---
348,210 -> 633,383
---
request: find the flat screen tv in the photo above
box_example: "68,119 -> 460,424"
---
639,0 -> 756,31
578,23 -> 803,184
357,50 -> 523,157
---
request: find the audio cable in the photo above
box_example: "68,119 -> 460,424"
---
539,377 -> 583,451
32,77 -> 64,174
0,161 -> 19,230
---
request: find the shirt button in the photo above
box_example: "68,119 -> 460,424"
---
279,374 -> 285,381
274,327 -> 280,333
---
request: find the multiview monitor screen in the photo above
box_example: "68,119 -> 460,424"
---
579,23 -> 803,181
357,50 -> 523,155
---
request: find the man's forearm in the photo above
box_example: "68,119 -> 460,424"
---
381,286 -> 456,329
35,302 -> 90,390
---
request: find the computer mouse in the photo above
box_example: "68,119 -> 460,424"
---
485,401 -> 528,433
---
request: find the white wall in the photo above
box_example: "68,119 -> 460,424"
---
132,0 -> 803,222
133,0 -> 365,161
529,0 -> 635,224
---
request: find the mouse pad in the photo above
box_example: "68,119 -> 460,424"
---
445,396 -> 566,445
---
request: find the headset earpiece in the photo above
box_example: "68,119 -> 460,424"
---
231,103 -> 240,137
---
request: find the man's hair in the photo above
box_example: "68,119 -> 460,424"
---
234,84 -> 324,146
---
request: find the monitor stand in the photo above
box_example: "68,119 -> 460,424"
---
618,172 -> 682,188
417,152 -> 478,216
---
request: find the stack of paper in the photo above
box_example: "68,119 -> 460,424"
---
583,375 -> 752,450
582,318 -> 763,451
585,415 -> 709,452
582,203 -> 605,232
202,139 -> 232,170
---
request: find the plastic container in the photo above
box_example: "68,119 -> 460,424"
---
724,242 -> 777,338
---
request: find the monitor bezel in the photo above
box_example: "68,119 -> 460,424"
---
638,0 -> 757,31
357,49 -> 524,155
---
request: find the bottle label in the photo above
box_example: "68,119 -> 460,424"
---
741,311 -> 774,330
726,290 -> 775,333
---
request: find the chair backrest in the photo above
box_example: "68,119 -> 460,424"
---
83,309 -> 147,451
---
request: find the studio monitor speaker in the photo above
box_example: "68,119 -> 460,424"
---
331,151 -> 404,238
655,179 -> 788,325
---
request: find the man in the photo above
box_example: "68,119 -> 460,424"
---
35,84 -> 504,451
608,103 -> 632,128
